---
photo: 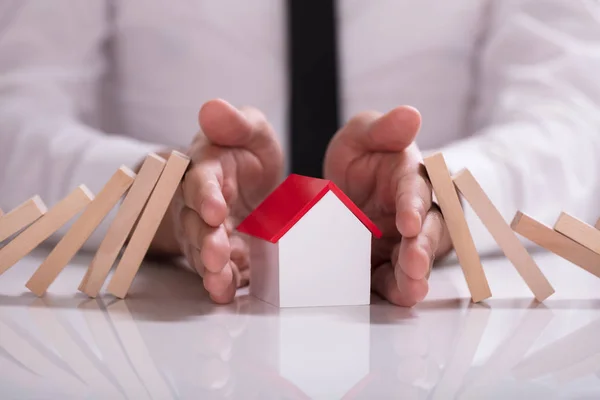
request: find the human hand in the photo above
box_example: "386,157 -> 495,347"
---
164,99 -> 283,304
324,106 -> 452,307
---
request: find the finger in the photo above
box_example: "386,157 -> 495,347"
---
180,207 -> 230,273
204,261 -> 237,304
238,268 -> 250,288
190,246 -> 205,277
229,259 -> 249,288
230,236 -> 249,270
394,152 -> 432,238
396,207 -> 445,281
182,163 -> 227,227
182,241 -> 203,276
372,263 -> 428,307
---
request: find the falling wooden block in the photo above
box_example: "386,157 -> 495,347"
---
0,185 -> 94,275
25,167 -> 136,296
0,195 -> 48,242
423,153 -> 491,302
80,154 -> 166,297
554,212 -> 600,255
453,169 -> 554,302
107,151 -> 190,298
511,212 -> 600,278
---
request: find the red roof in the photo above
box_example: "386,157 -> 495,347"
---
236,174 -> 382,243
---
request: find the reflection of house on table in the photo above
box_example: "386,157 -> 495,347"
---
236,299 -> 372,399
237,174 -> 382,308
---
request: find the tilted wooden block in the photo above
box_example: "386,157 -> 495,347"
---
453,169 -> 554,301
80,154 -> 166,297
511,212 -> 600,278
107,151 -> 190,298
26,167 -> 136,296
0,196 -> 48,242
554,212 -> 600,255
423,153 -> 491,302
0,185 -> 94,275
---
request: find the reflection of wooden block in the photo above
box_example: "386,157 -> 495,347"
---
0,185 -> 94,276
554,212 -> 600,255
79,301 -> 150,399
0,196 -> 48,242
453,169 -> 554,301
423,153 -> 491,302
0,316 -> 85,393
511,212 -> 600,278
26,167 -> 136,296
80,154 -> 166,297
107,151 -> 190,298
430,305 -> 491,400
106,301 -> 174,399
513,318 -> 600,379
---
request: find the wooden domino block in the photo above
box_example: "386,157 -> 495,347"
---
107,151 -> 190,298
595,218 -> 600,230
554,212 -> 600,255
423,153 -> 491,302
511,212 -> 600,278
0,185 -> 94,275
80,154 -> 166,297
25,167 -> 136,296
0,195 -> 48,242
453,169 -> 554,301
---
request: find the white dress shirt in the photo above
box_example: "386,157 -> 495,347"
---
1,0 -> 600,255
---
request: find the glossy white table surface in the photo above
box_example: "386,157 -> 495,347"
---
1,248 -> 600,399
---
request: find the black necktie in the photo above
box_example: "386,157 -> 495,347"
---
287,0 -> 339,178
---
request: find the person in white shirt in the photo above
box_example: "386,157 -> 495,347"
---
1,1 -> 599,306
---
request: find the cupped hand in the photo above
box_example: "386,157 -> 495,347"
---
324,106 -> 452,307
168,99 -> 283,304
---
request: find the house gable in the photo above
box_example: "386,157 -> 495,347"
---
237,174 -> 382,243
277,191 -> 371,307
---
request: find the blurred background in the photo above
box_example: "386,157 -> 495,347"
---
1,0 -> 600,257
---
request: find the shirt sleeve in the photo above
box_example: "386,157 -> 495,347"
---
0,1 -> 164,249
440,0 -> 600,255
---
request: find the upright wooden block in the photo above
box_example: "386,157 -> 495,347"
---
26,167 -> 136,296
80,154 -> 166,297
0,186 -> 93,275
511,212 -> 600,278
595,218 -> 600,230
453,169 -> 554,301
107,151 -> 190,298
554,212 -> 600,255
423,153 -> 491,302
0,195 -> 48,242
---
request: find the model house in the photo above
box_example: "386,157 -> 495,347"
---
237,174 -> 382,307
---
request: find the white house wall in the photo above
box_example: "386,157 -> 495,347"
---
278,191 -> 372,307
249,235 -> 280,307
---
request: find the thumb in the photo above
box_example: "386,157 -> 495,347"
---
198,99 -> 280,158
359,106 -> 421,152
198,99 -> 254,147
